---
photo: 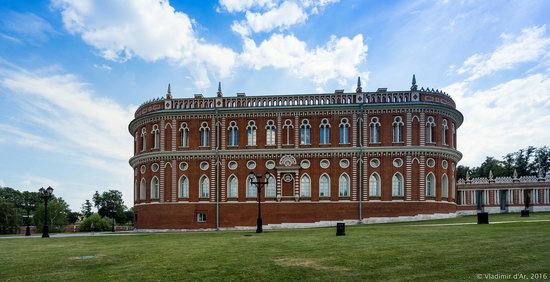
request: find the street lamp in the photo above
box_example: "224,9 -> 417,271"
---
249,172 -> 271,233
22,193 -> 35,236
38,186 -> 54,238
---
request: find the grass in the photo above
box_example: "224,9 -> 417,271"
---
1,213 -> 549,281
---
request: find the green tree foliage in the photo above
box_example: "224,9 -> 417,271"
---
459,146 -> 550,179
33,197 -> 70,233
67,211 -> 81,224
92,190 -> 127,224
81,199 -> 93,217
0,198 -> 21,234
79,213 -> 111,232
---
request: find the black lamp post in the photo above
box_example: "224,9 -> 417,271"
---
249,172 -> 271,233
22,194 -> 35,236
39,186 -> 54,238
110,206 -> 116,232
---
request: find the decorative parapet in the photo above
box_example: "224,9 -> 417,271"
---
459,172 -> 548,185
134,88 -> 457,118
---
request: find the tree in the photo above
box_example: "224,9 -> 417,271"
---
33,197 -> 70,233
79,213 -> 111,232
92,190 -> 126,224
67,211 -> 81,224
0,198 -> 20,234
81,199 -> 93,217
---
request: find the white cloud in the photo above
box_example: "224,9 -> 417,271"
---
52,0 -> 236,89
240,33 -> 368,87
229,0 -> 338,36
457,25 -> 550,81
219,0 -> 275,12
445,73 -> 550,166
240,1 -> 307,34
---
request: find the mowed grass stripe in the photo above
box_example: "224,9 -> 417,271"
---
1,212 -> 549,281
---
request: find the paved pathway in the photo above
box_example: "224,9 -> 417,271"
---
409,219 -> 550,227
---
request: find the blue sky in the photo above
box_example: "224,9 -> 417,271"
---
0,0 -> 549,210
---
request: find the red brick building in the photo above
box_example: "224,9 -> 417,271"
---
129,76 -> 464,229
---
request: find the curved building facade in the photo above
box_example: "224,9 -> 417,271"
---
129,77 -> 463,229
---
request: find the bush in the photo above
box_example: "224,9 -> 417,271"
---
79,213 -> 111,232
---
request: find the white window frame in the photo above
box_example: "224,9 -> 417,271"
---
369,117 -> 380,144
319,174 -> 330,197
339,173 -> 350,197
392,116 -> 404,143
228,175 -> 238,198
392,173 -> 404,196
339,118 -> 350,144
199,175 -> 209,198
319,118 -> 331,145
369,173 -> 381,197
180,122 -> 189,147
179,176 -> 189,198
151,176 -> 159,199
300,174 -> 311,197
246,120 -> 257,146
265,120 -> 276,146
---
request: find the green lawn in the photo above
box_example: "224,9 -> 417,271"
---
1,213 -> 549,281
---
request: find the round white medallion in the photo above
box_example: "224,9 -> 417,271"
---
300,160 -> 311,169
320,159 -> 330,169
265,160 -> 275,170
140,165 -> 146,174
200,161 -> 209,170
442,160 -> 448,169
370,158 -> 380,168
179,162 -> 188,171
151,163 -> 159,172
393,158 -> 403,168
228,161 -> 238,170
247,160 -> 256,170
427,158 -> 435,168
339,159 -> 350,169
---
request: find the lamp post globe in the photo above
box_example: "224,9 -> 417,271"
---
39,186 -> 54,238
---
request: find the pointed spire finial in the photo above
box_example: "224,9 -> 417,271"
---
356,76 -> 362,93
217,81 -> 223,97
488,170 -> 493,180
513,169 -> 518,179
538,168 -> 544,179
466,171 -> 470,181
411,74 -> 417,91
166,83 -> 172,99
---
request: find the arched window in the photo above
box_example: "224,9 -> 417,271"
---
369,117 -> 380,143
300,119 -> 311,145
247,120 -> 257,146
451,123 -> 456,148
134,180 -> 138,201
228,121 -> 238,146
179,176 -> 189,198
265,120 -> 276,146
151,176 -> 159,199
441,174 -> 449,198
369,173 -> 380,196
339,118 -> 350,144
300,174 -> 311,197
319,174 -> 330,197
319,118 -> 330,145
180,122 -> 189,147
357,118 -> 363,146
141,127 -> 147,151
451,176 -> 456,199
339,173 -> 350,197
426,173 -> 436,196
392,116 -> 404,143
442,119 -> 448,145
228,175 -> 238,198
151,124 -> 160,149
426,116 -> 436,143
392,173 -> 404,196
265,174 -> 276,197
200,122 -> 210,147
199,175 -> 209,198
140,178 -> 146,200
247,174 -> 257,197
283,119 -> 293,145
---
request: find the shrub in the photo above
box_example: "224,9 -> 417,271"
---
79,213 -> 111,232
